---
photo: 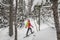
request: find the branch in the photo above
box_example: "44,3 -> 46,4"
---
0,2 -> 10,7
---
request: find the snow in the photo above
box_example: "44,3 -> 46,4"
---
15,25 -> 57,40
32,27 -> 57,40
17,26 -> 57,40
0,27 -> 57,40
0,27 -> 9,40
0,18 -> 57,40
0,2 -> 10,7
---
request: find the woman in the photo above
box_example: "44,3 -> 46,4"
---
25,19 -> 33,36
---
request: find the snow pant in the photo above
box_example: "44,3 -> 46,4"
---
26,28 -> 32,36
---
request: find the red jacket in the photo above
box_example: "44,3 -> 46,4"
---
25,20 -> 32,28
27,22 -> 32,28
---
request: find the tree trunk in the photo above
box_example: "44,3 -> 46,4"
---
14,0 -> 17,40
9,0 -> 13,36
37,9 -> 40,31
52,0 -> 60,40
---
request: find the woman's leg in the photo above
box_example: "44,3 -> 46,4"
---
26,28 -> 29,36
30,28 -> 33,33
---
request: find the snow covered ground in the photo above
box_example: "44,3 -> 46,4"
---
0,27 -> 10,40
17,27 -> 57,40
0,23 -> 57,40
0,18 -> 57,40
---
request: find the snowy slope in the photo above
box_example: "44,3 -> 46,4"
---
17,19 -> 57,40
17,27 -> 57,40
33,27 -> 57,40
0,18 -> 57,40
0,24 -> 57,40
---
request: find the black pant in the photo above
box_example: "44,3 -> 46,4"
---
26,28 -> 32,36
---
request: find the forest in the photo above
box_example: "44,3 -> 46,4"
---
0,0 -> 60,40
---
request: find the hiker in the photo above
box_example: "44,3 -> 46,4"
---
25,19 -> 33,36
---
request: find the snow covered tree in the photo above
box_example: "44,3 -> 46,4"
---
0,0 -> 10,28
28,0 -> 34,17
34,5 -> 42,31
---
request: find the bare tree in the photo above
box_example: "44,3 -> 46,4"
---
9,0 -> 13,36
14,0 -> 17,40
52,0 -> 60,40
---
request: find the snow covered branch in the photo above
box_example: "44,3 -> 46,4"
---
0,2 -> 10,7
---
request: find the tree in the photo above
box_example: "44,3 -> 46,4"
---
52,0 -> 60,40
34,5 -> 42,31
28,0 -> 34,17
9,0 -> 13,36
14,0 -> 17,40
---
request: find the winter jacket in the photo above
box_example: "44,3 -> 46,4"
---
25,20 -> 32,28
